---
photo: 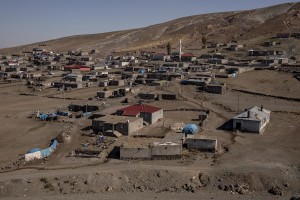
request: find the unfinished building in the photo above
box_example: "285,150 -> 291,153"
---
186,138 -> 217,153
205,83 -> 226,94
92,115 -> 143,136
138,93 -> 157,100
150,142 -> 182,159
159,93 -> 178,100
97,91 -> 113,98
120,141 -> 182,160
52,82 -> 83,89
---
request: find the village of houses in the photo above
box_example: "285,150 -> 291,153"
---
0,33 -> 299,192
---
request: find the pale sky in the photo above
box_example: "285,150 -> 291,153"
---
0,0 -> 296,48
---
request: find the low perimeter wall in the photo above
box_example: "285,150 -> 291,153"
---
186,138 -> 217,153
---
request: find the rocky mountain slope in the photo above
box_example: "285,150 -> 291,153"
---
1,2 -> 300,56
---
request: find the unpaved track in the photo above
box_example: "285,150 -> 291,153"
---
0,162 -> 207,182
1,191 -> 287,200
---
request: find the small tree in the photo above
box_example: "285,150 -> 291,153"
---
166,42 -> 172,55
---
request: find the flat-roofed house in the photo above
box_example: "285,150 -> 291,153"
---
92,115 -> 143,136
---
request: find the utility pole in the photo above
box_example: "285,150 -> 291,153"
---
237,93 -> 240,112
179,39 -> 182,62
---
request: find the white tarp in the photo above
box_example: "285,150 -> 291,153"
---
25,151 -> 42,162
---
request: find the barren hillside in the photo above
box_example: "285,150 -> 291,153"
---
0,2 -> 300,56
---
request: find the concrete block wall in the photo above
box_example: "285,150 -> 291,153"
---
120,146 -> 151,159
232,119 -> 261,133
206,84 -> 226,94
138,93 -> 157,100
150,110 -> 163,124
161,94 -> 177,100
128,118 -> 143,136
150,143 -> 182,157
186,138 -> 217,152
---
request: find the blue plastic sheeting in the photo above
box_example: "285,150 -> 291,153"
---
39,113 -> 49,120
82,112 -> 92,117
138,69 -> 145,74
27,148 -> 41,153
51,113 -> 58,117
183,124 -> 198,135
56,111 -> 70,116
49,139 -> 58,150
181,80 -> 188,85
40,148 -> 52,157
66,74 -> 79,77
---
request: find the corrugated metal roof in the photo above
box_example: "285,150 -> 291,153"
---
233,106 -> 271,121
117,104 -> 162,116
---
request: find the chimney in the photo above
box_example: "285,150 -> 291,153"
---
247,110 -> 250,118
260,105 -> 263,111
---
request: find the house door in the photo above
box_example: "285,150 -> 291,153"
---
236,122 -> 241,130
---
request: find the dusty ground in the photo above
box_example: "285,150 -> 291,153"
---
222,70 -> 300,99
0,70 -> 299,199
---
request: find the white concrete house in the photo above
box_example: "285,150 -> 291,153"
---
232,106 -> 271,134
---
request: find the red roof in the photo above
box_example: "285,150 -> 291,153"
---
79,68 -> 91,72
117,104 -> 162,116
181,53 -> 196,57
64,64 -> 90,69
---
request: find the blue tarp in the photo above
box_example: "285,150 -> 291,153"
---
49,139 -> 58,150
138,69 -> 145,74
181,80 -> 188,85
39,113 -> 49,120
82,112 -> 92,117
56,111 -> 70,116
27,148 -> 41,153
26,139 -> 58,159
51,113 -> 58,117
183,124 -> 198,135
40,148 -> 52,157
